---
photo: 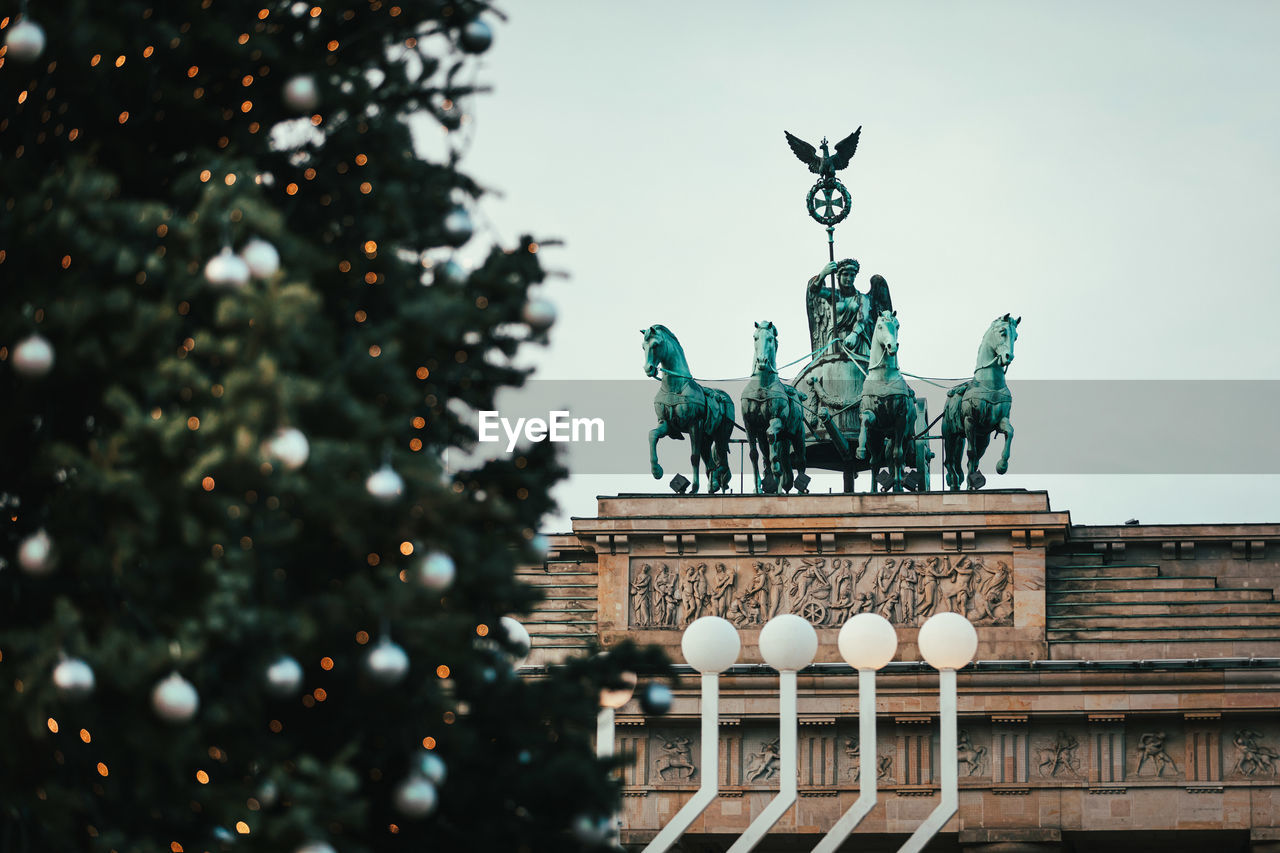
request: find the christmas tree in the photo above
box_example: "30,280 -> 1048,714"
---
1,2 -> 661,850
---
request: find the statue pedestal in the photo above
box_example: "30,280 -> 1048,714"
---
573,490 -> 1068,663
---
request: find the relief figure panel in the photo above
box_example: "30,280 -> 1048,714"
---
627,553 -> 1014,629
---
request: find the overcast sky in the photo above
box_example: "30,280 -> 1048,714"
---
427,1 -> 1280,528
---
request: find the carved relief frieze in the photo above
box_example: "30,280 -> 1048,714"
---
957,729 -> 989,777
1133,731 -> 1181,778
627,552 -> 1014,628
1035,730 -> 1083,778
1229,729 -> 1279,778
652,732 -> 697,783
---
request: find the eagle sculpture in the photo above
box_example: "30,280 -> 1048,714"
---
784,126 -> 862,183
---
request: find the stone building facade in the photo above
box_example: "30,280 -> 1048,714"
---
521,492 -> 1280,852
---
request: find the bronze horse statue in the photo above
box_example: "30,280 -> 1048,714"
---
740,321 -> 808,493
943,314 -> 1020,491
642,325 -> 734,493
854,310 -> 917,492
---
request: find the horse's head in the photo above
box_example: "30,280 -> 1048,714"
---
752,320 -> 778,373
982,313 -> 1020,369
641,324 -> 666,378
869,310 -> 899,369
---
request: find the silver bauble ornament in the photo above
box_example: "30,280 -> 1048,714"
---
266,427 -> 310,470
459,19 -> 493,54
204,247 -> 251,289
529,533 -> 551,559
265,655 -> 304,696
416,751 -> 447,786
500,616 -> 531,666
52,657 -> 96,700
571,814 -> 611,845
432,259 -> 466,286
415,550 -> 456,592
393,775 -> 438,818
5,20 -> 46,63
441,206 -> 473,248
17,529 -> 54,575
12,334 -> 54,377
294,844 -> 336,853
283,75 -> 319,112
365,464 -> 404,502
152,672 -> 200,722
366,638 -> 409,685
639,682 -> 674,716
258,779 -> 280,807
241,238 -> 281,279
522,299 -> 557,332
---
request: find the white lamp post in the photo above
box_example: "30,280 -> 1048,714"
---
898,611 -> 978,853
727,614 -> 818,853
643,616 -> 741,853
812,613 -> 898,853
599,670 -> 638,846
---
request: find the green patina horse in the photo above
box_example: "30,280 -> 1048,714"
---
854,310 -> 917,493
740,321 -> 808,494
943,314 -> 1020,491
642,325 -> 735,494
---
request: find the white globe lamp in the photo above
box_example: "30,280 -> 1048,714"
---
917,612 -> 978,671
837,613 -> 898,671
759,614 -> 818,671
680,616 -> 740,673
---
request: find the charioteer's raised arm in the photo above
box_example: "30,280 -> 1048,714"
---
809,260 -> 841,296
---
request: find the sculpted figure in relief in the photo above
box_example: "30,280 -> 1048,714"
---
956,729 -> 988,776
655,735 -> 697,781
1037,730 -> 1081,777
653,563 -> 678,628
630,563 -> 653,627
1231,729 -> 1278,777
1135,732 -> 1179,777
745,737 -> 781,782
712,562 -> 737,618
843,736 -> 861,780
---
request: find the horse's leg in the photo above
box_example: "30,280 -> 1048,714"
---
856,409 -> 875,460
747,425 -> 763,493
995,412 -> 1014,475
792,428 -> 808,494
649,420 -> 669,479
688,429 -> 703,494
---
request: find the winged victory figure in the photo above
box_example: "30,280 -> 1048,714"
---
784,126 -> 862,183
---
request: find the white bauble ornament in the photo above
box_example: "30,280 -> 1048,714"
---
365,464 -> 404,503
241,238 -> 280,279
266,427 -> 310,470
204,247 -> 251,289
283,75 -> 319,112
522,299 -> 556,332
17,529 -> 53,575
415,550 -> 455,592
459,20 -> 493,54
295,844 -> 336,853
152,672 -> 199,722
500,616 -> 531,666
441,206 -> 473,248
366,638 -> 409,685
416,751 -> 447,786
264,655 -> 304,696
52,657 -> 96,700
12,334 -> 54,377
5,20 -> 46,63
393,775 -> 438,818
